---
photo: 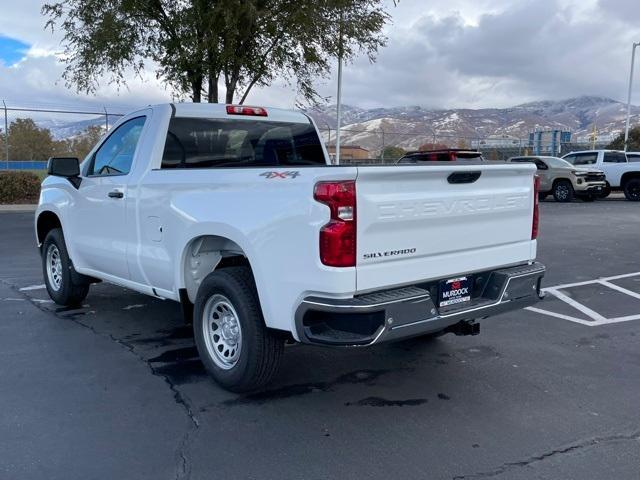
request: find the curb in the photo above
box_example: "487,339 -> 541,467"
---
0,204 -> 37,213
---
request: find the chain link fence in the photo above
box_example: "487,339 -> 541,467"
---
318,127 -> 614,164
0,100 -> 129,169
0,101 -> 614,168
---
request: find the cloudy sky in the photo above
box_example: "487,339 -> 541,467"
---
1,0 -> 639,112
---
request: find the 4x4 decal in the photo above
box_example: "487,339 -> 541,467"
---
260,171 -> 300,179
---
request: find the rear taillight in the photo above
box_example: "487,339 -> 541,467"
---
314,181 -> 356,267
532,175 -> 540,240
226,105 -> 268,116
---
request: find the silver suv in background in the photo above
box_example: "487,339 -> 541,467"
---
508,156 -> 606,202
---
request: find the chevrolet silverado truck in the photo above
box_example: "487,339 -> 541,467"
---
562,150 -> 640,200
508,156 -> 606,202
36,103 -> 545,391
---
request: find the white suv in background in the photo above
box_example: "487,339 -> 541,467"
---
561,150 -> 640,201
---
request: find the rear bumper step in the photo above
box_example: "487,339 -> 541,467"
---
295,262 -> 545,346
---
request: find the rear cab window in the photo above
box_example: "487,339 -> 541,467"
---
161,118 -> 325,168
454,151 -> 484,161
398,150 -> 483,163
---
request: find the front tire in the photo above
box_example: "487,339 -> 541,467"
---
623,178 -> 640,201
42,228 -> 90,306
598,182 -> 611,199
553,180 -> 574,202
193,267 -> 284,392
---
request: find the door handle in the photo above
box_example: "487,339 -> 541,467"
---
108,190 -> 124,199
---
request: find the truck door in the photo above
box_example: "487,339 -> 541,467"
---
70,116 -> 147,280
601,151 -> 628,186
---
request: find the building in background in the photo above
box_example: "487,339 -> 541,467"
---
326,145 -> 370,161
528,130 -> 572,155
472,134 -> 521,149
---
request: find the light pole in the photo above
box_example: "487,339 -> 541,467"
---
624,42 -> 640,152
335,11 -> 344,165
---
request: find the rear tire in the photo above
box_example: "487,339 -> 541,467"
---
193,266 -> 284,392
623,178 -> 640,201
42,228 -> 90,306
553,180 -> 574,202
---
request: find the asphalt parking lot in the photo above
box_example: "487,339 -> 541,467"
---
1,198 -> 639,480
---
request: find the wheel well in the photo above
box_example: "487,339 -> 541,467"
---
552,178 -> 571,188
620,172 -> 640,187
182,235 -> 251,303
36,211 -> 62,245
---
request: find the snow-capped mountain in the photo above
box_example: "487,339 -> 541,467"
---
307,96 -> 640,153
29,96 -> 640,152
37,117 -> 108,140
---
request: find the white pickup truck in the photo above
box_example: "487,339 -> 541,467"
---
36,103 -> 545,391
561,150 -> 640,200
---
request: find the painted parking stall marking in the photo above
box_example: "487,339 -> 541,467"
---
526,271 -> 640,326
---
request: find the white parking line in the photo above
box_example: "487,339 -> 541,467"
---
525,271 -> 640,326
525,307 -> 595,326
543,288 -> 607,322
540,271 -> 640,291
19,284 -> 46,291
597,280 -> 640,301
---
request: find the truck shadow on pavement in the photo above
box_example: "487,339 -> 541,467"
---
23,281 -> 488,410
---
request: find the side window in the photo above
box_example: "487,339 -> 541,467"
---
573,153 -> 598,165
563,155 -> 575,164
534,160 -> 548,170
89,117 -> 146,176
603,152 -> 627,163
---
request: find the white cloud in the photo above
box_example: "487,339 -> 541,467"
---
0,0 -> 639,112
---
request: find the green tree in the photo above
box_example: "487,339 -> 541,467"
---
607,126 -> 640,151
8,119 -> 56,161
55,125 -> 105,160
43,0 -> 393,104
382,145 -> 406,159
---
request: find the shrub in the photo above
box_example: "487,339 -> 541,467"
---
0,171 -> 42,204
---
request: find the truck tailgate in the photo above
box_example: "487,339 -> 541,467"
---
355,163 -> 537,292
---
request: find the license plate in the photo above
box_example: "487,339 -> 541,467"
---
439,276 -> 472,308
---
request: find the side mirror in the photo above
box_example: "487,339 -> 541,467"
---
47,157 -> 82,189
48,157 -> 80,177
